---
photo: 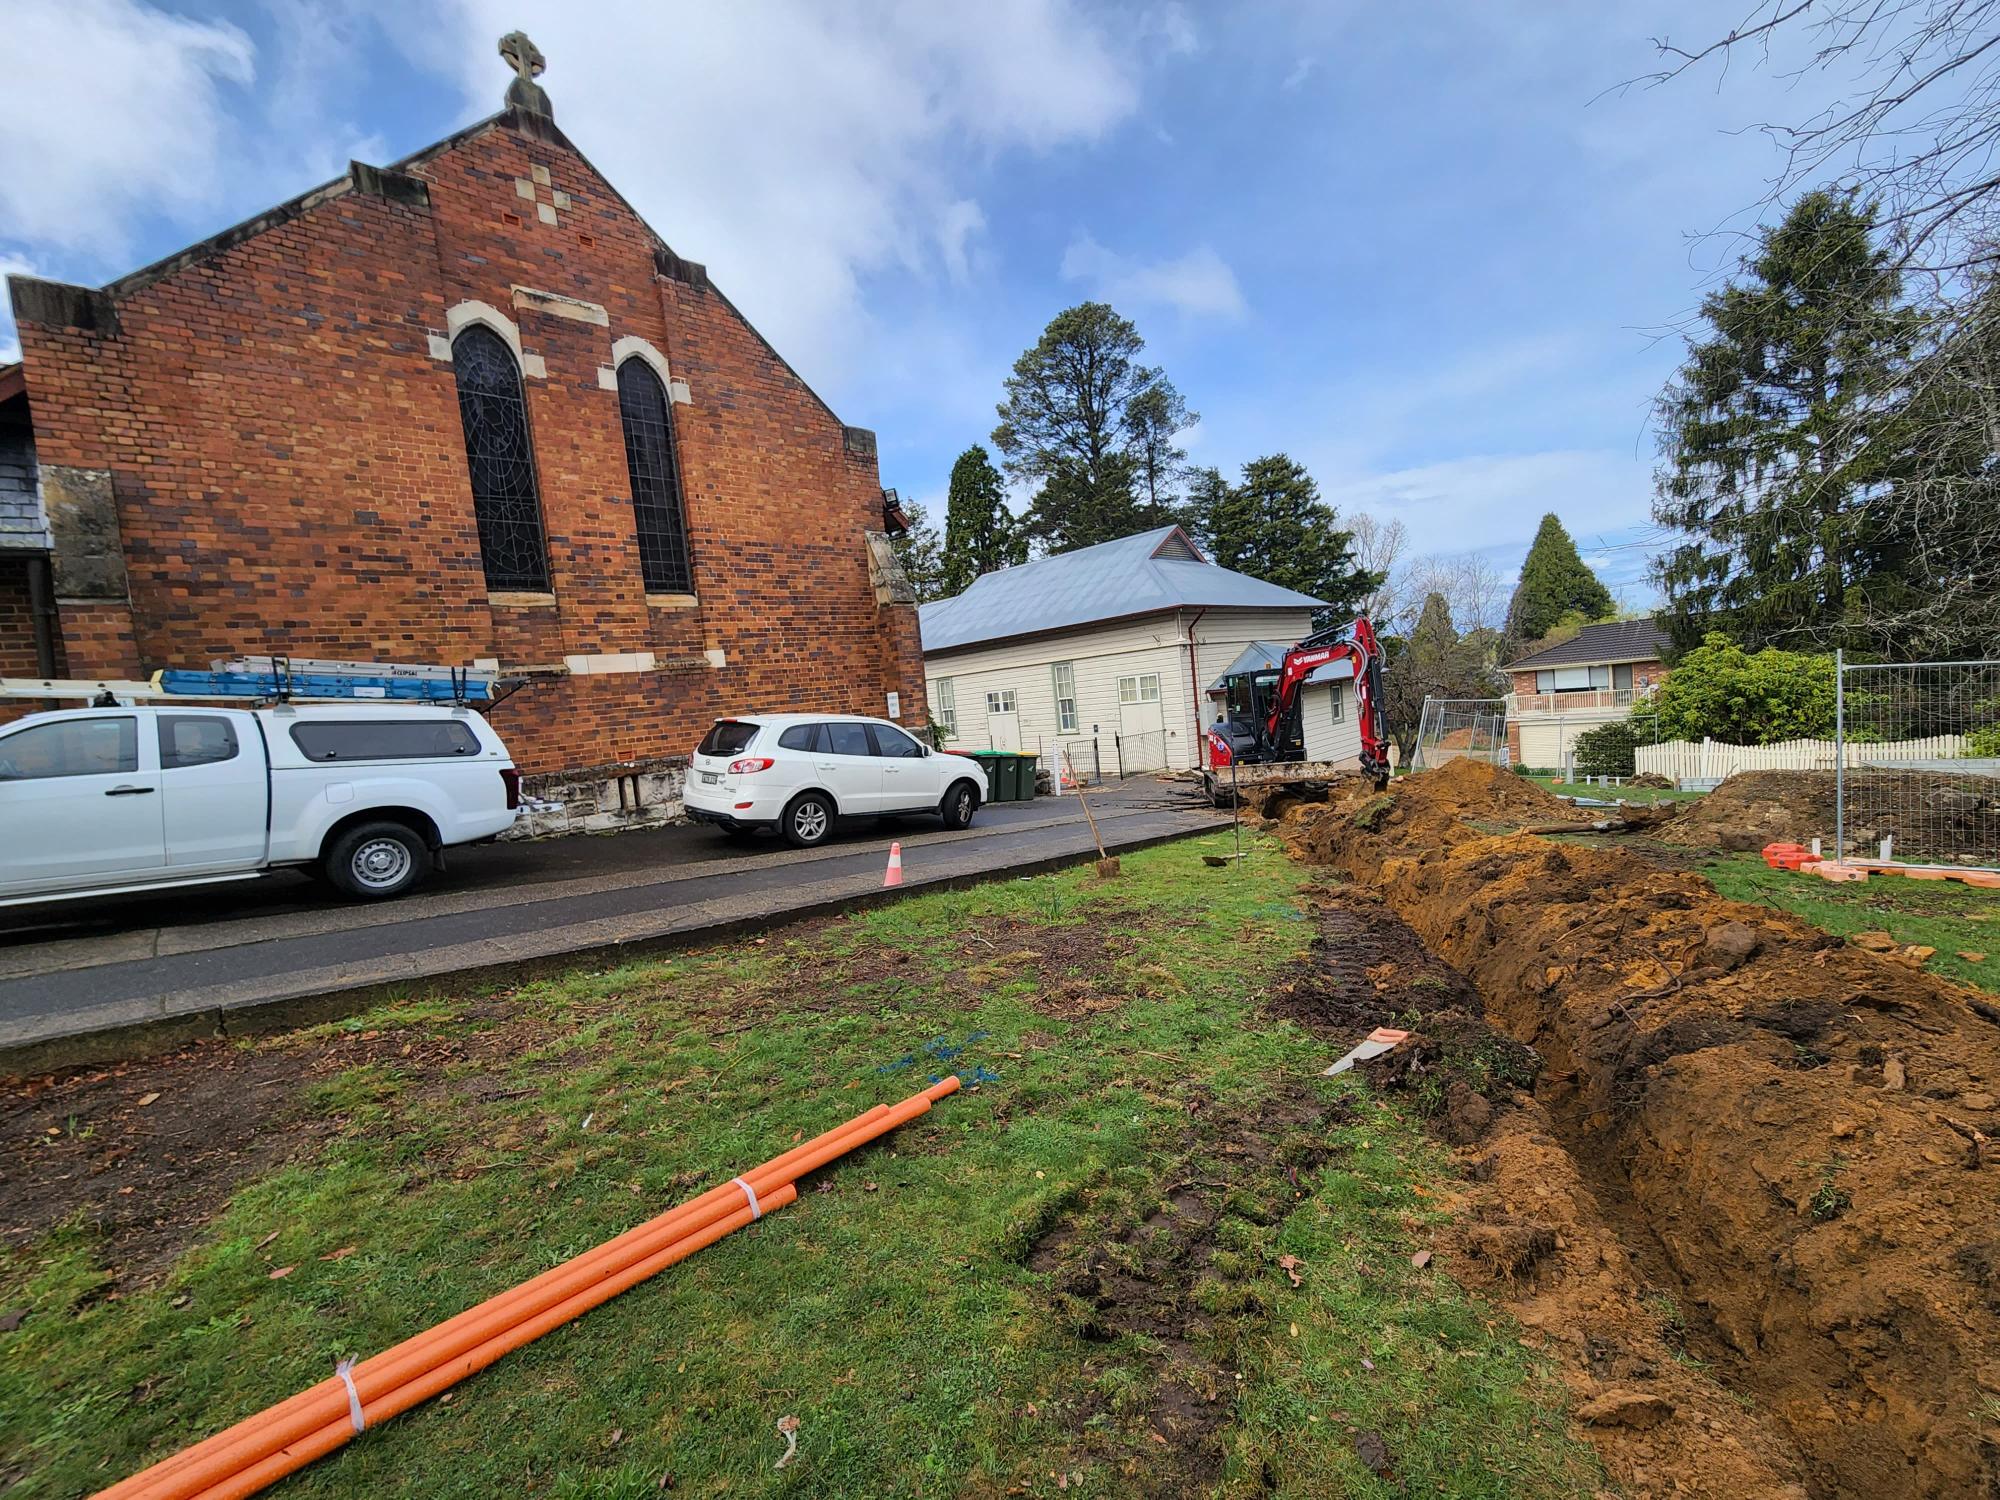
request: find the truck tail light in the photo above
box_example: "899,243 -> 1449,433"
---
500,767 -> 521,809
729,757 -> 775,775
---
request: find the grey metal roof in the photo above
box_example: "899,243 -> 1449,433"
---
1504,618 -> 1670,671
1207,641 -> 1295,689
920,526 -> 1325,655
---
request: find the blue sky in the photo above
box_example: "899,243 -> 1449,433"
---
0,1 -> 1858,604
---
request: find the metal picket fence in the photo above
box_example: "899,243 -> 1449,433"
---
1836,654 -> 2000,870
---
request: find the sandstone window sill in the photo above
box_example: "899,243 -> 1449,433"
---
645,592 -> 700,610
488,591 -> 558,608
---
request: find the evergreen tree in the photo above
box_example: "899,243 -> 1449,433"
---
1123,383 -> 1196,520
992,302 -> 1193,552
1653,191 -> 1922,651
1179,465 -> 1232,557
1504,513 -> 1614,644
1204,454 -> 1381,627
1023,452 -> 1146,554
937,445 -> 1023,596
890,500 -> 948,603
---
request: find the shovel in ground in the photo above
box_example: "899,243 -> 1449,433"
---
1063,749 -> 1119,878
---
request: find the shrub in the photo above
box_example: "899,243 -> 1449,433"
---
1573,718 -> 1642,777
1652,632 -> 1837,744
1968,724 -> 2000,758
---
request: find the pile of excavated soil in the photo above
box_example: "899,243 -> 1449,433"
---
1275,885 -> 1813,1497
1284,756 -> 2000,1500
1662,767 -> 2000,861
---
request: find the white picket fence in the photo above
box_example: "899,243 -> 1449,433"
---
1636,734 -> 1969,781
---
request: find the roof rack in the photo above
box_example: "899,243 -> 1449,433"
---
0,656 -> 511,706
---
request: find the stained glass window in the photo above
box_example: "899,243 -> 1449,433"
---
616,360 -> 694,594
451,325 -> 549,592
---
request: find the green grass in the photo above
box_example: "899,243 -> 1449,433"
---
1530,776 -> 1708,805
1703,851 -> 2000,995
1,837 -> 1600,1499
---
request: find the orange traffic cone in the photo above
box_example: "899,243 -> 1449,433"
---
883,841 -> 904,888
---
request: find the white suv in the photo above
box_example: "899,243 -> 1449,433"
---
683,714 -> 984,847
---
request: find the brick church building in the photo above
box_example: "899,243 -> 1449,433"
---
0,34 -> 925,808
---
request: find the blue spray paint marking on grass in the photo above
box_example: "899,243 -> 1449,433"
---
931,1064 -> 1001,1088
877,1031 -> 991,1075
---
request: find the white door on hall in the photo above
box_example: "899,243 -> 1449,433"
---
984,687 -> 1021,751
1116,671 -> 1166,768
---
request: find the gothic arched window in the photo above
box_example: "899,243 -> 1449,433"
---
616,359 -> 693,594
451,324 -> 549,591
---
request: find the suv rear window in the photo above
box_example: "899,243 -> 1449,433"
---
776,723 -> 821,752
698,721 -> 760,756
289,719 -> 482,762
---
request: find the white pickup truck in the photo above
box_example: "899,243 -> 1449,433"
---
0,703 -> 521,906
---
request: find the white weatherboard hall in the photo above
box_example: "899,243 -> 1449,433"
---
918,526 -> 1325,774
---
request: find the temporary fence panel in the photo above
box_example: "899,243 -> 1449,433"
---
1635,733 -> 1970,781
1836,656 -> 2000,870
1412,698 -> 1508,771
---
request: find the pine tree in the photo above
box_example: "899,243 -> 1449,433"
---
1504,513 -> 1614,644
1653,191 -> 1922,651
991,302 -> 1193,553
1179,465 -> 1232,557
938,445 -> 1023,596
890,500 -> 948,603
1204,454 -> 1381,627
1123,383 -> 1196,520
1023,452 -> 1146,554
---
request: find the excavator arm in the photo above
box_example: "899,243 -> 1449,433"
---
1208,616 -> 1390,788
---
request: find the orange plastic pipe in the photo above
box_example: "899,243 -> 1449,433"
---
103,1078 -> 958,1500
103,1104 -> 897,1500
105,1104 -> 898,1500
189,1184 -> 799,1500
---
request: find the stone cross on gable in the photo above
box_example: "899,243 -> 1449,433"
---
499,30 -> 554,120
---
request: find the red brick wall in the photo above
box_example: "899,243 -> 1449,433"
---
11,115 -> 925,774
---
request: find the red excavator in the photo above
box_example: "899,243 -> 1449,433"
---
1206,616 -> 1390,790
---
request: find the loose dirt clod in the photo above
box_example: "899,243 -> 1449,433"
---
1281,757 -> 2000,1500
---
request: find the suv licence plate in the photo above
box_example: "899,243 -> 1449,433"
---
699,771 -> 720,784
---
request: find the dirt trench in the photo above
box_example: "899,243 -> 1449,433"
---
1271,761 -> 2000,1500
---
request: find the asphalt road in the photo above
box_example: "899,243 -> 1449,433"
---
0,780 -> 1229,1063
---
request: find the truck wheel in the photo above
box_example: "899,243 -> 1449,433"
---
780,793 -> 835,849
324,821 -> 428,900
940,780 -> 979,830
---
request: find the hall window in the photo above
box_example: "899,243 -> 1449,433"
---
451,325 -> 549,592
616,359 -> 694,594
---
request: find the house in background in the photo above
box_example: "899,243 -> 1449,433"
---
1503,618 -> 1671,772
918,526 -> 1323,774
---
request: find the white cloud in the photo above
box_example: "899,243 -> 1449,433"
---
1282,57 -> 1316,91
1059,234 -> 1247,318
0,0 -> 254,258
1153,4 -> 1200,57
937,199 -> 987,285
1318,450 -> 1653,558
392,1 -> 1141,390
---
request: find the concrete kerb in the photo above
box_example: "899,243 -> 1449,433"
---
0,823 -> 1223,1076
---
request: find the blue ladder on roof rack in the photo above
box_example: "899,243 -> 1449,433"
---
153,656 -> 502,704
